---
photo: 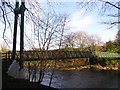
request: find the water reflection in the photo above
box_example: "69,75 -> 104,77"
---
41,70 -> 119,88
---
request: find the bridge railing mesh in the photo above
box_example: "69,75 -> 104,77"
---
1,51 -> 120,61
95,52 -> 120,58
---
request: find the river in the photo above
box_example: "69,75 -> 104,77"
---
34,69 -> 119,88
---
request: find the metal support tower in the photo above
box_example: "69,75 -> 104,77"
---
12,0 -> 25,69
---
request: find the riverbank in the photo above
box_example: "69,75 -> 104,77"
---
45,59 -> 120,71
24,59 -> 120,71
58,64 -> 120,71
2,60 -> 58,89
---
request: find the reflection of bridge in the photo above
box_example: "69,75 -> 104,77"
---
2,50 -> 120,61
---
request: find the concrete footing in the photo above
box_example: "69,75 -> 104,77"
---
7,60 -> 25,79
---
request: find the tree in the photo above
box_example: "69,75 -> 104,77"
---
115,30 -> 120,52
63,32 -> 75,49
0,42 -> 9,53
0,0 -> 69,84
33,12 -> 68,83
104,40 -> 118,53
78,1 -> 120,29
63,31 -> 103,51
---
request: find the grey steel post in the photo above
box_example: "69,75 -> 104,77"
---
12,1 -> 19,60
20,1 -> 25,69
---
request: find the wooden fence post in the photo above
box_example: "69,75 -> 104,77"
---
6,52 -> 8,60
8,51 -> 11,60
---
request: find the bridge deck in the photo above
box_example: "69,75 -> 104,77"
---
2,51 -> 120,61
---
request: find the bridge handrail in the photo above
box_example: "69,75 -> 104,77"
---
1,51 -> 120,60
95,51 -> 120,58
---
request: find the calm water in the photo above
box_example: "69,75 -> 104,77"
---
27,68 -> 119,88
39,69 -> 119,88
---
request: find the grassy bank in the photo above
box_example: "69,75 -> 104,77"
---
2,60 -> 58,89
24,59 -> 120,71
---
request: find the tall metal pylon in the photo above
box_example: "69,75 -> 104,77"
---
12,0 -> 25,69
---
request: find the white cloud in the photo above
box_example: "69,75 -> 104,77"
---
67,9 -> 118,43
68,9 -> 95,31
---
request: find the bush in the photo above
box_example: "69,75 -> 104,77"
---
105,60 -> 118,65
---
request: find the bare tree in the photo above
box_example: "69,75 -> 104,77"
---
0,1 -> 14,46
0,42 -> 9,53
48,15 -> 68,87
63,31 -> 103,51
23,1 -> 69,84
78,1 -> 120,28
63,32 -> 75,49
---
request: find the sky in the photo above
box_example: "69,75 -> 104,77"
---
0,1 -> 119,50
58,2 -> 118,42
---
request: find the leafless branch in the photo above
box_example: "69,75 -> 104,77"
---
104,1 -> 120,10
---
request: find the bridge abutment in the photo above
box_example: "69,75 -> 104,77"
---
7,60 -> 25,79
